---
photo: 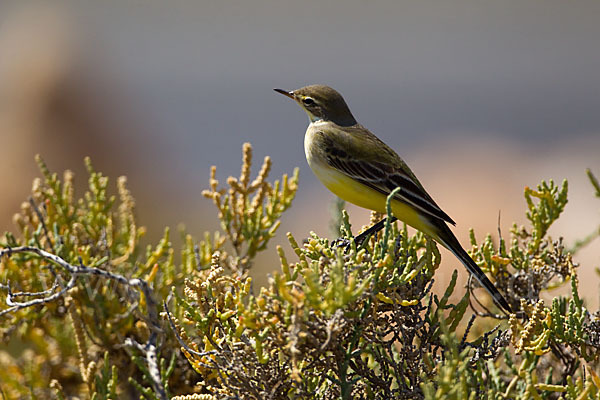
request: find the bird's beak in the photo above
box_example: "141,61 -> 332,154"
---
274,88 -> 294,100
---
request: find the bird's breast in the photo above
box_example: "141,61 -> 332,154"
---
303,124 -> 379,211
304,124 -> 326,168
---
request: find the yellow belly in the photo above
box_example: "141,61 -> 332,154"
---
309,160 -> 437,237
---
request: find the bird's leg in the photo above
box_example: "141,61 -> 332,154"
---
353,216 -> 398,247
331,237 -> 354,249
333,216 -> 398,251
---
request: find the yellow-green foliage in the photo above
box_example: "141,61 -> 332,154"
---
1,145 -> 599,399
201,142 -> 299,272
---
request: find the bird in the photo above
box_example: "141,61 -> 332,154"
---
274,84 -> 512,313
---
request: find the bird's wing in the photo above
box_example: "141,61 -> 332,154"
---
323,137 -> 456,226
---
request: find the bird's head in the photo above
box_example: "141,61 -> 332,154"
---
274,84 -> 357,127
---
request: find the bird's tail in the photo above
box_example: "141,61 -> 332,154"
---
434,223 -> 512,313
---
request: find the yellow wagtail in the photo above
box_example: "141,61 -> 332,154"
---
275,84 -> 512,313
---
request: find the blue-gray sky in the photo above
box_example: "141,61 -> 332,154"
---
47,0 -> 599,177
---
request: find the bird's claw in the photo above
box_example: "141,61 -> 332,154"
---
332,237 -> 354,251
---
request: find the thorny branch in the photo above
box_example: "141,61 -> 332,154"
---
0,245 -> 167,400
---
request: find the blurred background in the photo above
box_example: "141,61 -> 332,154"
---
0,1 -> 598,306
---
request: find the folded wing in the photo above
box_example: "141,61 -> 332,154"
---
325,148 -> 456,226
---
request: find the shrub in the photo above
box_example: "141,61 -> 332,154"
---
1,144 -> 599,399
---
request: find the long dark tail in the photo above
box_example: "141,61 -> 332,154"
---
354,216 -> 512,313
435,224 -> 512,313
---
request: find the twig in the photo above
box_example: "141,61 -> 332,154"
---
163,297 -> 219,363
124,334 -> 166,400
28,197 -> 55,252
467,274 -> 508,319
0,245 -> 167,400
0,276 -> 76,317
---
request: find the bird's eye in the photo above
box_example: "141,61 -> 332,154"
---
302,97 -> 315,106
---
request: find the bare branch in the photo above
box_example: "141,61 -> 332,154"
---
0,245 -> 167,400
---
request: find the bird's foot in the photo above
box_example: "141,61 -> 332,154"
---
332,237 -> 354,251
